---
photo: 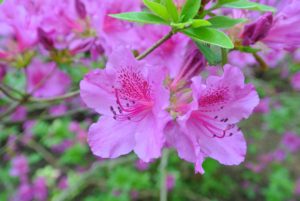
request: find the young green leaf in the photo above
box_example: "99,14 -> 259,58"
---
191,19 -> 212,28
143,0 -> 170,21
223,0 -> 276,12
208,16 -> 247,28
109,12 -> 167,24
182,27 -> 234,49
194,42 -> 222,65
180,0 -> 202,22
165,0 -> 179,22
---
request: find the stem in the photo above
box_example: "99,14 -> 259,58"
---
29,90 -> 80,103
159,149 -> 169,201
0,85 -> 20,101
253,53 -> 268,72
136,31 -> 174,61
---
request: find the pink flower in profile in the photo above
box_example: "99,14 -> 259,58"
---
26,59 -> 71,98
262,0 -> 300,51
80,48 -> 170,162
291,72 -> 300,91
165,65 -> 259,173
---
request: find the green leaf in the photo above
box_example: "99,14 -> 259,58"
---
223,0 -> 276,12
208,16 -> 247,29
195,42 -> 222,65
109,12 -> 167,24
182,27 -> 234,49
171,19 -> 211,29
143,0 -> 170,21
191,19 -> 212,28
165,0 -> 179,22
180,0 -> 202,22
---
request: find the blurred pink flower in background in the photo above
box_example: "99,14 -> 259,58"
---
291,72 -> 300,91
166,174 -> 175,191
32,177 -> 48,201
26,59 -> 71,98
10,155 -> 29,177
254,97 -> 270,114
281,132 -> 300,153
135,159 -> 150,171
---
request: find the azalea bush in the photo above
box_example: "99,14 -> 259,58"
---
0,0 -> 300,200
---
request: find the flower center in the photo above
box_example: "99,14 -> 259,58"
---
110,67 -> 153,121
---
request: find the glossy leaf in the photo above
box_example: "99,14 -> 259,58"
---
182,27 -> 234,49
165,0 -> 179,22
223,0 -> 276,12
109,12 -> 167,24
208,16 -> 247,29
180,0 -> 202,22
195,41 -> 222,65
143,0 -> 170,21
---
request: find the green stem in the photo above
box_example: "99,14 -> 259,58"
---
136,31 -> 174,61
159,149 -> 169,201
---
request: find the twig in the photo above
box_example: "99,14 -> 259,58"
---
136,31 -> 174,60
253,53 -> 268,72
1,108 -> 89,126
0,85 -> 20,101
0,102 -> 22,120
159,149 -> 169,201
29,90 -> 80,103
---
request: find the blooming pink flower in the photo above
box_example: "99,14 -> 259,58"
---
291,72 -> 300,91
26,59 -> 71,98
165,65 -> 259,173
80,48 -> 170,162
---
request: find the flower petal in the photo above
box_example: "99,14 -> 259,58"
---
88,116 -> 136,158
134,113 -> 167,162
80,69 -> 117,116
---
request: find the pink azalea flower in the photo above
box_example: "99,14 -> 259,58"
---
254,97 -> 270,114
281,132 -> 300,153
97,0 -> 142,53
228,51 -> 256,68
0,64 -> 6,81
12,182 -> 33,201
241,12 -> 273,46
165,65 -> 259,173
32,177 -> 48,201
26,59 -> 71,98
262,0 -> 300,51
291,72 -> 300,91
10,155 -> 29,178
136,25 -> 189,78
11,106 -> 27,121
80,48 -> 170,162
